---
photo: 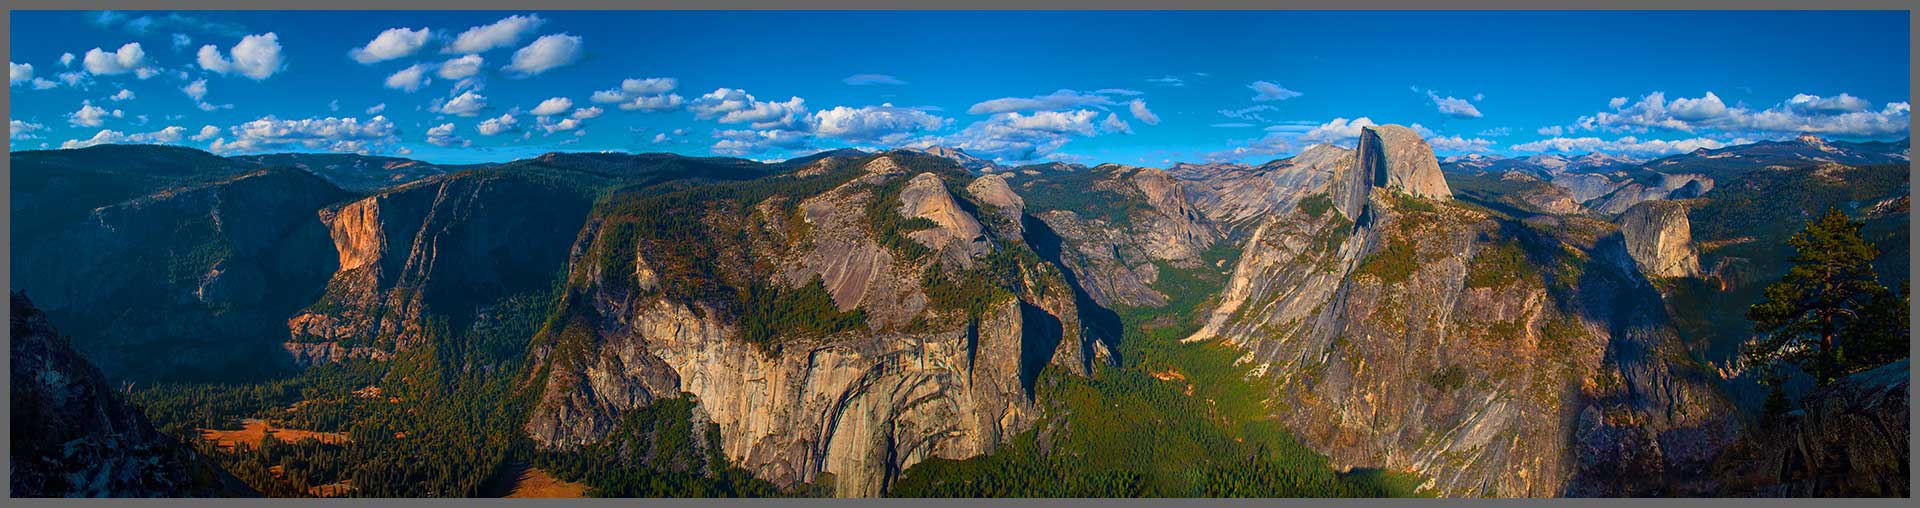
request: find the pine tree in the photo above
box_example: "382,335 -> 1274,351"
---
1745,207 -> 1905,384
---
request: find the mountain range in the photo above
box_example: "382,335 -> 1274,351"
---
8,129 -> 1909,498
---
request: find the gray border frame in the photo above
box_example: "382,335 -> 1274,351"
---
2,1 -> 1914,506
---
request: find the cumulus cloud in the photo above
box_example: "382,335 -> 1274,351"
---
172,33 -> 193,50
109,89 -> 135,101
384,63 -> 432,92
570,106 -> 603,120
1128,99 -> 1160,125
447,14 -> 545,54
365,103 -> 387,115
425,122 -> 469,146
68,100 -> 124,127
436,54 -> 484,79
968,89 -> 1124,115
207,115 -> 400,154
198,33 -> 285,80
690,88 -> 807,129
506,34 -> 582,76
10,119 -> 46,139
191,124 -> 220,141
590,78 -> 683,111
1100,113 -> 1133,134
350,27 -> 431,64
83,42 -> 151,76
477,113 -> 518,135
59,53 -> 75,67
1509,135 -> 1747,156
1423,89 -> 1483,118
926,109 -> 1104,162
9,62 -> 31,85
1248,81 -> 1302,101
529,97 -> 573,116
1562,91 -> 1909,137
809,104 -> 949,143
1302,117 -> 1376,144
435,90 -> 488,116
710,128 -> 811,156
1426,135 -> 1496,153
60,125 -> 191,149
844,73 -> 907,86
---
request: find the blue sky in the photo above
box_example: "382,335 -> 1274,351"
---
8,10 -> 1912,165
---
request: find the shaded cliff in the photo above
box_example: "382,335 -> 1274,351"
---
10,293 -> 248,497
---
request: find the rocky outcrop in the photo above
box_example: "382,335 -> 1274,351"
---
1185,131 -> 1734,496
527,159 -> 1090,496
897,172 -> 991,262
286,170 -> 594,360
1619,201 -> 1701,279
1178,144 -> 1348,226
1711,360 -> 1909,497
10,293 -> 246,497
1332,125 -> 1452,222
1588,173 -> 1713,215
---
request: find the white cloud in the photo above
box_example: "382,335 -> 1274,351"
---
59,53 -> 75,67
350,27 -> 431,64
690,88 -> 807,129
1100,113 -> 1133,134
809,104 -> 949,143
1425,90 -> 1483,118
1218,105 -> 1276,121
1128,99 -> 1160,125
1536,125 -> 1564,136
172,33 -> 193,50
570,106 -> 603,119
1302,117 -> 1376,144
927,109 -> 1104,162
844,74 -> 907,86
83,42 -> 150,76
425,122 -> 469,147
10,120 -> 46,139
198,33 -> 285,80
447,14 -> 545,54
68,100 -> 124,127
477,113 -> 518,135
9,62 -> 31,85
1563,91 -> 1910,137
208,115 -> 400,154
110,89 -> 135,101
384,64 -> 432,92
1248,81 -> 1302,101
1510,135 -> 1745,156
191,124 -> 220,141
590,78 -> 682,111
529,97 -> 573,116
435,90 -> 488,116
710,128 -> 810,156
1477,127 -> 1511,137
968,89 -> 1121,115
59,125 -> 190,149
652,133 -> 671,144
179,79 -> 230,111
537,116 -> 583,134
365,103 -> 387,114
506,34 -> 582,76
436,54 -> 484,79
1426,135 -> 1496,153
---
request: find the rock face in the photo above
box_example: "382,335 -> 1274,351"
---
897,172 -> 991,262
12,167 -> 350,381
1588,173 -> 1713,215
1009,164 -> 1224,309
1333,125 -> 1452,222
10,293 -> 245,497
286,170 -> 594,361
1184,128 -> 1734,496
1177,144 -> 1348,226
526,156 -> 1091,497
1711,360 -> 1910,497
1619,201 -> 1701,279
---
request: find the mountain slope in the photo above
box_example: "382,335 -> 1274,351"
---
10,293 -> 249,497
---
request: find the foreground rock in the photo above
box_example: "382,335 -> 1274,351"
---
10,293 -> 247,497
1619,200 -> 1702,279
